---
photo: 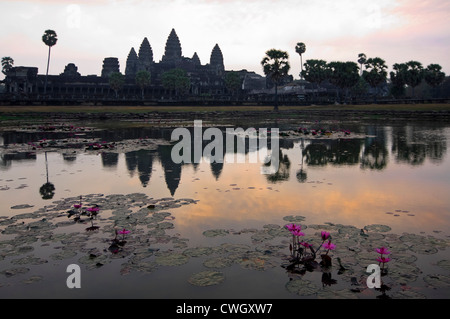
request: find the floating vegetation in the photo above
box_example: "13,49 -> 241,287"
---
364,224 -> 392,233
155,251 -> 190,266
188,271 -> 225,287
285,279 -> 318,296
202,229 -> 230,237
0,194 -> 449,299
423,274 -> 450,288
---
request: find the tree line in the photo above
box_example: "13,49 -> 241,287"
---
261,42 -> 447,109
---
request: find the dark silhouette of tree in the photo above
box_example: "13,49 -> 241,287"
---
135,70 -> 151,99
362,57 -> 387,101
295,42 -> 306,79
405,61 -> 424,98
1,56 -> 14,76
224,71 -> 242,99
161,68 -> 191,97
358,53 -> 367,76
424,64 -> 446,97
302,59 -> 330,101
42,29 -> 58,94
109,72 -> 125,98
390,63 -> 408,98
261,49 -> 290,111
328,61 -> 359,103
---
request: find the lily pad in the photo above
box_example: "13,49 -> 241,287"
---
285,279 -> 318,296
317,288 -> 358,299
423,274 -> 450,288
283,215 -> 306,223
183,247 -> 214,257
188,271 -> 225,287
203,256 -> 234,269
436,260 -> 450,271
155,252 -> 189,266
0,267 -> 30,277
364,224 -> 391,233
203,229 -> 229,237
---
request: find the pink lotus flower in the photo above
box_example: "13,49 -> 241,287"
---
377,256 -> 391,263
321,231 -> 330,240
119,229 -> 130,235
291,229 -> 305,237
74,204 -> 82,209
323,241 -> 336,251
87,207 -> 100,212
376,247 -> 391,255
285,223 -> 301,232
300,242 -> 312,248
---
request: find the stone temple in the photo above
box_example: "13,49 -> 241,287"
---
122,28 -> 226,96
1,28 -> 278,103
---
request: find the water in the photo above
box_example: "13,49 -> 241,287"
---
0,118 -> 449,299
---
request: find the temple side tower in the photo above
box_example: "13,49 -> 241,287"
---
210,44 -> 224,75
138,37 -> 154,71
125,47 -> 139,78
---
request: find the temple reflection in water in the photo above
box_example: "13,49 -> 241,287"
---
0,123 -> 448,196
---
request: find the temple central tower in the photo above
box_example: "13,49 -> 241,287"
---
162,29 -> 182,63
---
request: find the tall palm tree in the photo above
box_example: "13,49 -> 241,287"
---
261,49 -> 290,111
42,29 -> 58,94
1,56 -> 14,76
358,53 -> 367,76
295,42 -> 306,79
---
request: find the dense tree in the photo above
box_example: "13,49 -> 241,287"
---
42,29 -> 58,94
109,72 -> 125,98
261,49 -> 290,111
424,64 -> 446,88
135,70 -> 151,99
224,71 -> 242,99
301,59 -> 330,101
328,61 -> 360,103
362,57 -> 387,101
404,61 -> 424,98
161,68 -> 191,97
1,56 -> 14,76
390,63 -> 408,98
295,42 -> 306,79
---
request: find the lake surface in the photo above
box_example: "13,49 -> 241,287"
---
0,117 -> 449,299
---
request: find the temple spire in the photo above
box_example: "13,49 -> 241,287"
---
210,44 -> 224,75
162,28 -> 182,62
125,47 -> 139,78
138,37 -> 153,71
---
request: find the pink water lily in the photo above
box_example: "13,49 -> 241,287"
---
87,207 -> 100,213
321,231 -> 330,240
291,229 -> 305,237
300,242 -> 312,248
285,223 -> 301,232
323,241 -> 336,251
119,229 -> 130,235
73,204 -> 82,209
377,256 -> 391,263
376,247 -> 391,255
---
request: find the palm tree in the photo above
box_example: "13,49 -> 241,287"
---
1,56 -> 14,76
135,70 -> 151,99
405,61 -> 424,98
358,53 -> 367,76
362,57 -> 388,102
42,30 -> 58,94
295,42 -> 306,79
261,49 -> 290,111
109,72 -> 125,98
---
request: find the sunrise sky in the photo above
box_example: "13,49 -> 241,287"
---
1,0 -> 449,79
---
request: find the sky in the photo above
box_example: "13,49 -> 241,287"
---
1,0 -> 449,79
